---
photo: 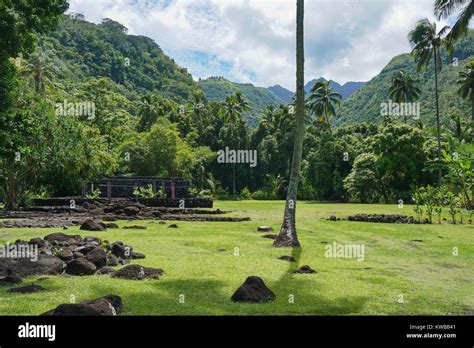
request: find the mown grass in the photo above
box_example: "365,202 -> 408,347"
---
0,201 -> 472,316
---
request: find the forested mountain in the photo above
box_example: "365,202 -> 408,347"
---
198,77 -> 282,126
305,78 -> 365,100
42,14 -> 200,104
268,84 -> 294,104
336,31 -> 474,127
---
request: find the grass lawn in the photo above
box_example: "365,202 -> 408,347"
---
0,201 -> 472,316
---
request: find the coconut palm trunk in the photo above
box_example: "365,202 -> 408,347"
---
433,47 -> 442,187
273,0 -> 304,248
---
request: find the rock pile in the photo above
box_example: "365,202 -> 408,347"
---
346,214 -> 419,224
0,233 -> 147,278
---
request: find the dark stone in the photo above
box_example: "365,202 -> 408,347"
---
105,223 -> 119,229
7,284 -> 45,293
73,251 -> 85,259
112,264 -> 163,280
86,247 -> 107,269
0,254 -> 64,278
80,219 -> 106,231
29,238 -> 48,248
41,295 -> 122,316
107,254 -> 120,266
103,216 -> 117,221
291,265 -> 316,274
58,249 -> 74,261
278,255 -> 296,262
111,243 -> 132,259
329,216 -> 337,221
44,232 -> 81,244
124,206 -> 140,216
98,266 -> 115,275
0,275 -> 22,285
131,252 -> 146,259
123,225 -> 147,230
231,276 -> 275,303
159,221 -> 167,225
66,258 -> 97,276
168,224 -> 178,228
84,237 -> 101,244
262,234 -> 277,239
257,226 -> 273,232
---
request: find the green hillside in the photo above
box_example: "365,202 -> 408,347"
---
336,31 -> 474,127
199,77 -> 282,127
42,15 -> 200,103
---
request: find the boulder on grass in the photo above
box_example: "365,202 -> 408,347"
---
66,258 -> 96,276
0,254 -> 64,278
80,219 -> 106,231
111,243 -> 132,259
86,247 -> 107,269
131,252 -> 145,260
231,276 -> 275,303
7,284 -> 45,293
44,232 -> 81,244
112,264 -> 163,280
124,206 -> 140,216
41,294 -> 122,316
168,224 -> 178,228
257,226 -> 273,232
104,223 -> 119,229
261,234 -> 277,239
278,255 -> 296,262
0,275 -> 22,285
107,254 -> 120,266
290,265 -> 316,274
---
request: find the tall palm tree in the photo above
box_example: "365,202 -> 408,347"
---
235,90 -> 251,113
23,48 -> 59,94
137,94 -> 159,131
457,61 -> 474,122
307,80 -> 342,128
274,0 -> 304,248
409,18 -> 451,187
219,94 -> 243,195
434,0 -> 474,41
388,71 -> 421,123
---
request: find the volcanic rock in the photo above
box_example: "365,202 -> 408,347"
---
231,276 -> 275,303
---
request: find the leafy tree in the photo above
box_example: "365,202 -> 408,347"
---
0,0 -> 68,58
388,71 -> 421,123
457,61 -> 474,122
343,153 -> 381,203
409,18 -> 451,186
274,0 -> 304,248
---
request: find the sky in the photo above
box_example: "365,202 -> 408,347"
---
67,0 -> 456,90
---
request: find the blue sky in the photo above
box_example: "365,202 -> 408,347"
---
68,0 -> 461,90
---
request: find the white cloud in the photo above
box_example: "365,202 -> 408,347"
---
68,0 -> 443,90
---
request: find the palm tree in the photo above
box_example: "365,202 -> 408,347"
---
23,48 -> 59,94
235,90 -> 251,113
219,94 -> 243,195
434,0 -> 474,41
409,18 -> 451,187
307,80 -> 342,128
457,61 -> 474,123
274,0 -> 304,248
137,94 -> 159,131
388,71 -> 421,123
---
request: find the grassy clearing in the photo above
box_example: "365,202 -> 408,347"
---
0,201 -> 472,315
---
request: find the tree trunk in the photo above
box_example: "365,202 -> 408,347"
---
273,0 -> 304,248
433,49 -> 442,187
